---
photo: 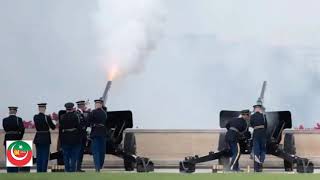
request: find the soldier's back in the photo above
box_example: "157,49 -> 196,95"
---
3,115 -> 24,145
251,112 -> 267,138
226,118 -> 246,142
89,109 -> 107,138
33,113 -> 55,144
59,112 -> 81,145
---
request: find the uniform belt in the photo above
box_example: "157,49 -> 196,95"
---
36,131 -> 50,133
6,131 -> 20,135
254,125 -> 265,130
93,123 -> 105,127
62,128 -> 77,133
230,127 -> 239,132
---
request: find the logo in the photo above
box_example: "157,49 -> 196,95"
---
6,140 -> 33,167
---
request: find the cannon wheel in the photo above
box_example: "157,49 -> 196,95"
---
283,133 -> 296,171
218,133 -> 230,170
123,132 -> 137,171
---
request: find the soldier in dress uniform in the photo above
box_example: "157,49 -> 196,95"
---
75,100 -> 90,172
250,104 -> 268,172
59,102 -> 81,172
2,106 -> 25,173
33,103 -> 56,172
88,99 -> 108,172
225,109 -> 251,171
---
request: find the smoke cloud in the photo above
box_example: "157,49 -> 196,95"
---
96,0 -> 166,79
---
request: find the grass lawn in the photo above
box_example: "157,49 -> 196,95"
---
0,173 -> 319,180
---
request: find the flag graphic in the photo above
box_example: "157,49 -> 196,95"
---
6,140 -> 33,167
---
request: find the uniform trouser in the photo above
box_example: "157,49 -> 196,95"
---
228,141 -> 241,171
91,136 -> 106,172
61,144 -> 81,172
253,137 -> 266,172
4,146 -> 19,173
6,166 -> 19,173
76,138 -> 86,171
36,144 -> 50,172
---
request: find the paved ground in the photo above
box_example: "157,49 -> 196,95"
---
1,172 -> 320,180
1,168 -> 319,174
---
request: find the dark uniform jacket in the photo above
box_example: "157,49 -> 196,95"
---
76,109 -> 90,141
250,112 -> 268,139
88,108 -> 108,138
33,113 -> 56,145
225,117 -> 248,143
2,115 -> 25,146
59,112 -> 81,145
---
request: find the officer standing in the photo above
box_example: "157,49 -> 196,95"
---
33,103 -> 56,172
59,102 -> 81,172
2,106 -> 25,173
250,104 -> 268,172
225,110 -> 250,171
75,100 -> 90,172
88,99 -> 108,172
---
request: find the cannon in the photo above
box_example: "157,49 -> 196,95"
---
47,81 -> 154,172
179,81 -> 314,173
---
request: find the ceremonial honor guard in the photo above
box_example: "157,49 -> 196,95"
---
225,110 -> 250,171
88,99 -> 108,172
59,102 -> 81,172
75,100 -> 90,172
33,103 -> 56,172
250,104 -> 268,172
2,106 -> 25,173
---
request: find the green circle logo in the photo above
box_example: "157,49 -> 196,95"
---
7,141 -> 33,167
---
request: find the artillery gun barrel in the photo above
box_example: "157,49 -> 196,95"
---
256,81 -> 267,106
259,81 -> 267,100
101,81 -> 112,105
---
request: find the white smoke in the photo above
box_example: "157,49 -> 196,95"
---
96,0 -> 166,79
107,0 -> 320,129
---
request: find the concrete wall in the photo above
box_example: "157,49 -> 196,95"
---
134,130 -> 320,168
1,129 -> 320,168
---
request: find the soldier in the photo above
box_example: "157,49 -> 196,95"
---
33,103 -> 56,172
225,110 -> 250,171
75,100 -> 90,172
88,99 -> 108,172
59,102 -> 81,172
2,106 -> 25,173
250,104 -> 268,172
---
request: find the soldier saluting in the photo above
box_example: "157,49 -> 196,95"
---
2,106 -> 25,173
225,109 -> 251,171
75,100 -> 90,172
59,102 -> 81,172
250,104 -> 268,172
88,99 -> 108,172
33,103 -> 56,172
